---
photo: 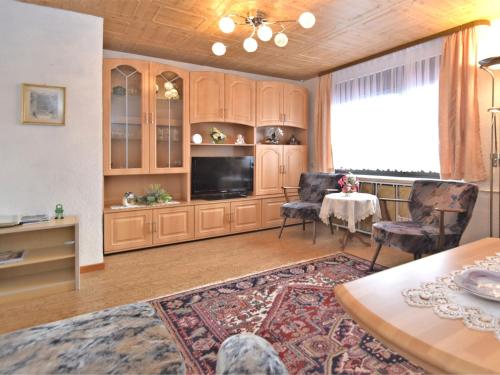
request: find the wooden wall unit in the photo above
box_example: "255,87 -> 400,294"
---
0,217 -> 79,303
103,61 -> 310,255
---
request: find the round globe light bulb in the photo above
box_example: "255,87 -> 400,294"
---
211,42 -> 226,56
243,37 -> 258,52
164,81 -> 174,90
298,12 -> 316,29
257,24 -> 273,42
218,16 -> 235,33
274,32 -> 288,47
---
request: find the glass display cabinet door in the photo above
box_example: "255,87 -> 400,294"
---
104,60 -> 149,175
150,64 -> 188,173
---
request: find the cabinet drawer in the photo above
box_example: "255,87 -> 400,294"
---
104,210 -> 153,253
231,200 -> 261,232
153,206 -> 194,245
195,203 -> 231,239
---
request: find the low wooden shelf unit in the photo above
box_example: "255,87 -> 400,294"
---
0,216 -> 80,303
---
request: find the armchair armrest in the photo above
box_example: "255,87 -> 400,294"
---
281,186 -> 300,203
433,207 -> 466,213
434,206 -> 466,250
378,198 -> 411,203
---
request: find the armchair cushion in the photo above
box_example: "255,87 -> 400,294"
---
281,201 -> 322,221
372,221 -> 461,254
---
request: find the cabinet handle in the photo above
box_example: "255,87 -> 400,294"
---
150,112 -> 154,126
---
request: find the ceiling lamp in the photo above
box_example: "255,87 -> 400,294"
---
257,24 -> 273,42
243,37 -> 258,52
218,16 -> 235,33
298,12 -> 316,29
211,10 -> 316,56
211,42 -> 226,56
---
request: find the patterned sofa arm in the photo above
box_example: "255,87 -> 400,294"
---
216,333 -> 288,375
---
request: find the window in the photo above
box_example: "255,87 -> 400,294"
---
331,39 -> 443,178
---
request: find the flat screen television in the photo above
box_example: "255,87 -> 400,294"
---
191,156 -> 254,199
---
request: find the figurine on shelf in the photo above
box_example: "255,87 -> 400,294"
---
54,204 -> 64,220
235,134 -> 246,144
264,127 -> 283,144
288,134 -> 300,145
122,192 -> 136,207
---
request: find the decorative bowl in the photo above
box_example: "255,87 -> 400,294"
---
454,269 -> 500,302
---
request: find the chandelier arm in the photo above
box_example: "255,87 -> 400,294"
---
250,23 -> 256,38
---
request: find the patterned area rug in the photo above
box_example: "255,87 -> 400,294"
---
151,253 -> 425,374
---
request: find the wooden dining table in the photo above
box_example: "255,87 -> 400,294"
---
335,237 -> 500,374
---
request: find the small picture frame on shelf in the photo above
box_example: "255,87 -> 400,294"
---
22,83 -> 66,125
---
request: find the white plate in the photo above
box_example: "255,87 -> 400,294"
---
454,269 -> 500,302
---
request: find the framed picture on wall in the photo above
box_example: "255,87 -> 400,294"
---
22,83 -> 66,125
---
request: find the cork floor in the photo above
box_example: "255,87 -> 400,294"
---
0,224 -> 412,334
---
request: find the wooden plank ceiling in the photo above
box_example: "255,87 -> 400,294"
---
21,0 -> 500,80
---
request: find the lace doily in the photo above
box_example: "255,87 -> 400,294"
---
402,253 -> 500,342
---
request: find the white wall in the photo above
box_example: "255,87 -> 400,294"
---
0,1 -> 103,266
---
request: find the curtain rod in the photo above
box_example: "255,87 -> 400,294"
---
318,19 -> 491,77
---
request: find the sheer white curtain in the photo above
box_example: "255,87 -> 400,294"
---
331,38 -> 443,174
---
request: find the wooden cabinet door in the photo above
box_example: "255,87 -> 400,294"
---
261,197 -> 287,228
190,71 -> 224,123
262,196 -> 301,228
195,203 -> 231,239
103,59 -> 150,175
149,62 -> 190,173
283,84 -> 308,129
153,206 -> 194,245
256,81 -> 283,126
104,210 -> 152,253
230,200 -> 261,232
283,145 -> 307,187
225,74 -> 255,126
255,145 -> 283,195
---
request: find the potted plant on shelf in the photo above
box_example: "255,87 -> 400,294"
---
208,127 -> 226,144
137,184 -> 172,205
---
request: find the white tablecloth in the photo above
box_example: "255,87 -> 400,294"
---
319,192 -> 381,233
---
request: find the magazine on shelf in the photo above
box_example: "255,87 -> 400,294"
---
20,214 -> 50,224
0,250 -> 25,265
0,215 -> 21,228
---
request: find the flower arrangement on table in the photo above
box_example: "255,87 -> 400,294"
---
208,127 -> 226,144
136,184 -> 172,205
338,173 -> 360,193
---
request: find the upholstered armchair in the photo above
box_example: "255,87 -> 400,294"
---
370,180 -> 478,270
279,172 -> 344,244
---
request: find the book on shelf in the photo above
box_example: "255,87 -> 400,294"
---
0,250 -> 25,265
0,215 -> 21,228
20,214 -> 50,224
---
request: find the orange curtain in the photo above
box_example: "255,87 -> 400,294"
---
439,27 -> 486,181
313,74 -> 334,172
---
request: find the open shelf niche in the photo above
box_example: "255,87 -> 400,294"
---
104,173 -> 190,207
256,126 -> 307,146
190,122 -> 255,157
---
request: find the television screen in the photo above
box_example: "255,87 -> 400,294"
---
191,157 -> 254,198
